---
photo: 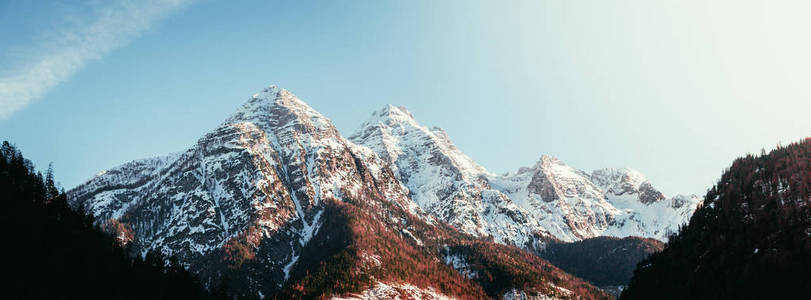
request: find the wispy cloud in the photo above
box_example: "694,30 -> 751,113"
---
0,0 -> 194,119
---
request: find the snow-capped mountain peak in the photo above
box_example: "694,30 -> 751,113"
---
538,154 -> 561,165
591,168 -> 647,188
524,154 -> 607,203
352,107 -> 701,244
355,105 -> 420,134
591,168 -> 666,204
225,85 -> 337,138
350,104 -> 487,181
379,104 -> 416,123
350,105 -> 546,248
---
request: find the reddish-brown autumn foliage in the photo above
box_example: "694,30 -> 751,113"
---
103,218 -> 135,246
271,181 -> 610,299
223,238 -> 257,269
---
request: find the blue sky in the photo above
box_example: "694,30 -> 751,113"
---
1,0 -> 809,195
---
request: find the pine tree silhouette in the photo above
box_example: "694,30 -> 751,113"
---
0,141 -> 214,300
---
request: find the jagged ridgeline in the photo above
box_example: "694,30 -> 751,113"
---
621,138 -> 811,299
349,105 -> 701,245
68,87 -> 610,299
0,141 -> 212,300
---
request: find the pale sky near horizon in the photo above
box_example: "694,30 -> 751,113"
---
1,0 -> 809,196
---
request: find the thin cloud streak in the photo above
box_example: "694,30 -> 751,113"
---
0,0 -> 194,119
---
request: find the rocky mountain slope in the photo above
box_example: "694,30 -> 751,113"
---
350,105 -> 701,246
621,138 -> 811,299
349,105 -> 550,251
69,86 -> 608,299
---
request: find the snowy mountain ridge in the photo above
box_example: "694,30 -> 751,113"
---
70,86 -> 610,299
349,105 -> 548,250
68,84 -> 696,298
351,104 -> 702,244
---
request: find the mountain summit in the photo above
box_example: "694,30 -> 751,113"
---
70,86 -> 609,299
351,104 -> 702,245
349,104 -> 546,250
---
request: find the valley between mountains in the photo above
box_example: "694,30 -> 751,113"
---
67,85 -> 702,299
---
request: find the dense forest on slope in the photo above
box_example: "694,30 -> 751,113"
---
0,141 -> 214,300
621,138 -> 811,299
540,236 -> 664,287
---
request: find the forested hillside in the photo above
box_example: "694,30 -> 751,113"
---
540,236 -> 663,287
621,138 -> 811,299
0,141 -> 214,300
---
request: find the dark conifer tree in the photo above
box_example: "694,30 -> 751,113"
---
45,162 -> 58,200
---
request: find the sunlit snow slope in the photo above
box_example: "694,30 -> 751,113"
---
351,105 -> 701,244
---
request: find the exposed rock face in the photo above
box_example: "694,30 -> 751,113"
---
637,182 -> 666,204
591,168 -> 666,204
527,167 -> 560,202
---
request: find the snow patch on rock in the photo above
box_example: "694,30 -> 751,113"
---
332,281 -> 454,300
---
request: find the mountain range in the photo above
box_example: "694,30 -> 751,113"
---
68,85 -> 702,299
349,104 -> 700,246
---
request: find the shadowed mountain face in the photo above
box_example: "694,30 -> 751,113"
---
69,86 -> 610,299
539,237 -> 664,287
622,138 -> 811,300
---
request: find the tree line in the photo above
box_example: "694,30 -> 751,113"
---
0,141 -> 224,300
